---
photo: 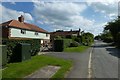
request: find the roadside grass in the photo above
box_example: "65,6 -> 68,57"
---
2,55 -> 72,78
64,46 -> 89,52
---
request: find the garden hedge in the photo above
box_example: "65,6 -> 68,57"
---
2,39 -> 41,62
54,39 -> 72,52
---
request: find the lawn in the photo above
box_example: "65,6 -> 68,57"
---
64,46 -> 89,52
2,55 -> 72,78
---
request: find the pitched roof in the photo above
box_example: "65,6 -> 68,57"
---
0,20 -> 48,33
50,30 -> 80,35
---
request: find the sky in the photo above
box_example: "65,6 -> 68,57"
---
0,0 -> 119,36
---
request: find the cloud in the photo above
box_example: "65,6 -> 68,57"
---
10,2 -> 16,5
88,1 -> 118,20
33,2 -> 113,35
0,4 -> 33,23
33,2 -> 96,31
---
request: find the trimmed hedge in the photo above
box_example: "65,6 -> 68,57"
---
2,39 -> 41,62
54,39 -> 72,52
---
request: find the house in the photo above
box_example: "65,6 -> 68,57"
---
50,29 -> 81,43
0,15 -> 50,46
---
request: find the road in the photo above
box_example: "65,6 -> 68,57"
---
92,40 -> 119,78
45,49 -> 91,78
45,40 -> 119,78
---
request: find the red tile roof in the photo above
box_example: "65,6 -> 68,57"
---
50,30 -> 80,35
0,20 -> 48,33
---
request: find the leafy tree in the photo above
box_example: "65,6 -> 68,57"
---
81,32 -> 94,46
104,17 -> 120,44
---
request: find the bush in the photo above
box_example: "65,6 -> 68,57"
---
103,37 -> 113,43
63,39 -> 72,48
116,33 -> 120,47
54,40 -> 63,52
2,39 -> 41,62
53,39 -> 72,52
69,41 -> 80,47
66,35 -> 72,39
81,32 -> 94,46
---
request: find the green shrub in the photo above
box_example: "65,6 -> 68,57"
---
63,39 -> 72,48
69,41 -> 80,47
54,39 -> 72,52
66,35 -> 72,39
2,39 -> 41,62
116,32 -> 120,47
54,40 -> 63,52
81,32 -> 94,46
103,37 -> 113,43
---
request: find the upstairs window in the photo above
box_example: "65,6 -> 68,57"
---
35,32 -> 38,35
46,33 -> 48,37
21,30 -> 26,34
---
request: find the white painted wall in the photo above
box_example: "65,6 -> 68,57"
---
10,28 -> 50,39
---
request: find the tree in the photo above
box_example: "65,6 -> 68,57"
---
81,32 -> 94,46
104,17 -> 120,44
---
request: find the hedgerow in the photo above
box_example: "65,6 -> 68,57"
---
2,39 -> 40,62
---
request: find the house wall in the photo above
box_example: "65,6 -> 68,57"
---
10,28 -> 50,40
2,27 -> 9,38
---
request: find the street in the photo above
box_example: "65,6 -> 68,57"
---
92,40 -> 119,78
45,40 -> 119,78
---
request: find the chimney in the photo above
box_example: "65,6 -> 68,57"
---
18,15 -> 24,23
70,29 -> 72,31
79,28 -> 81,32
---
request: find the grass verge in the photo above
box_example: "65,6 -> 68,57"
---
64,46 -> 89,52
2,55 -> 72,78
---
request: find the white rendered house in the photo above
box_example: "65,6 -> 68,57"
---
0,15 -> 50,45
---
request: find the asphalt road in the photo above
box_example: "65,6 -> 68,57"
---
92,40 -> 119,78
45,49 -> 91,78
45,40 -> 119,78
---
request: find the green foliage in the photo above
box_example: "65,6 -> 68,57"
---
66,35 -> 81,44
2,39 -> 41,62
99,17 -> 120,47
55,36 -> 63,40
69,41 -> 80,47
63,39 -> 72,48
66,35 -> 72,39
116,32 -> 120,47
54,40 -> 63,52
72,36 -> 81,43
54,39 -> 72,52
94,35 -> 101,40
100,31 -> 113,43
104,17 -> 120,44
81,32 -> 94,46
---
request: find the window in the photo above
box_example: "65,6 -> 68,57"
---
35,32 -> 38,35
21,30 -> 26,34
46,33 -> 48,37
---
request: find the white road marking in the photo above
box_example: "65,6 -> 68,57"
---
88,48 -> 93,79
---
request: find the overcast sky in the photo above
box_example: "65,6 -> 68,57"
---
0,0 -> 119,36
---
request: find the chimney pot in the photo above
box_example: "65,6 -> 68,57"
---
18,15 -> 24,23
79,28 -> 81,32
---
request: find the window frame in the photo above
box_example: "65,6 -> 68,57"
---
21,29 -> 26,34
35,32 -> 39,35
